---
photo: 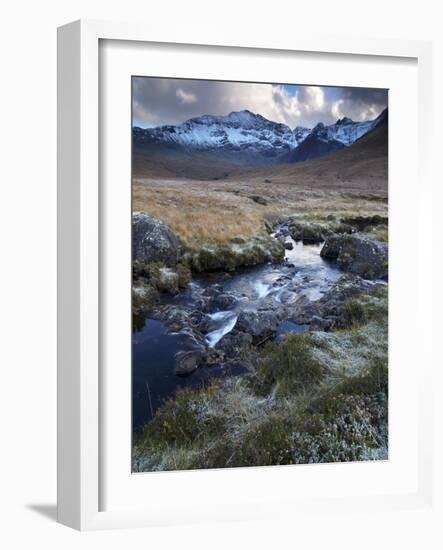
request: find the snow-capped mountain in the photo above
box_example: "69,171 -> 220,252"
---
293,125 -> 312,144
314,117 -> 374,146
289,109 -> 387,163
134,110 -> 307,159
133,108 -> 387,165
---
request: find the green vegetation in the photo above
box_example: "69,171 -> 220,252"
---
367,224 -> 388,242
176,263 -> 192,287
341,298 -> 369,328
143,261 -> 192,294
340,288 -> 388,329
132,283 -> 159,314
132,261 -> 193,332
252,334 -> 323,396
133,287 -> 388,471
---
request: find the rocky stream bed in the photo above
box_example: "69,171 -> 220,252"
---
132,212 -> 388,432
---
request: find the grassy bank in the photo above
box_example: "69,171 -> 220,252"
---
133,285 -> 388,471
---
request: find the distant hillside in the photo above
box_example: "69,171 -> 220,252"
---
233,116 -> 388,193
132,143 -> 255,180
133,109 -> 387,181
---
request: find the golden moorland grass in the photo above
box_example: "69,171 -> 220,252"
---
133,177 -> 388,249
133,180 -> 264,248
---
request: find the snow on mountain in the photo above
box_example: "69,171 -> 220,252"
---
133,108 -> 387,164
293,126 -> 312,144
134,110 -> 306,156
310,117 -> 376,146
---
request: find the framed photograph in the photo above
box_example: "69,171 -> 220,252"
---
57,19 -> 433,530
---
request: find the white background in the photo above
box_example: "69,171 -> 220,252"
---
0,0 -> 442,548
101,39 -> 420,513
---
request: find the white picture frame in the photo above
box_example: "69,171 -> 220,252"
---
57,19 -> 434,531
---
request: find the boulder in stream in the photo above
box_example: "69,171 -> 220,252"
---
321,234 -> 388,280
174,349 -> 204,375
236,309 -> 281,344
215,330 -> 253,361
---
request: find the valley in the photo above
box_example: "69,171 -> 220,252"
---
131,106 -> 389,471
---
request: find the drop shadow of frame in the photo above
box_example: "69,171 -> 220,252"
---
26,504 -> 57,522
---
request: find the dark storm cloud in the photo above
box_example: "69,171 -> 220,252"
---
328,86 -> 388,123
339,87 -> 388,103
132,77 -> 388,129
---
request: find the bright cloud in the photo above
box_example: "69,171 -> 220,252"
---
304,86 -> 325,110
331,99 -> 345,120
176,88 -> 198,105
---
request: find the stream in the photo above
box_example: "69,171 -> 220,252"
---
133,236 -> 341,431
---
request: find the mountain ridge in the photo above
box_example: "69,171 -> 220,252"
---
133,108 -> 388,180
134,108 -> 386,160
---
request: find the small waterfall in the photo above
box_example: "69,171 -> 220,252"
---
253,281 -> 273,299
207,311 -> 232,321
205,311 -> 238,348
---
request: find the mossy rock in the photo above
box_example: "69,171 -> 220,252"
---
147,264 -> 179,294
190,235 -> 284,273
321,234 -> 388,280
142,261 -> 191,294
288,221 -> 327,244
176,263 -> 192,288
341,215 -> 388,232
132,282 -> 159,330
132,282 -> 159,313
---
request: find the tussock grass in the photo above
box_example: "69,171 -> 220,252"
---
341,298 -> 370,328
340,289 -> 387,329
252,334 -> 323,396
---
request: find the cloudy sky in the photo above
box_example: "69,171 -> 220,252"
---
133,77 -> 388,130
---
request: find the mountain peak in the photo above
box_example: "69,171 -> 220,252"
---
228,109 -> 256,117
337,116 -> 353,125
226,110 -> 263,124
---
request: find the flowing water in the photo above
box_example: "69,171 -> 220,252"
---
132,237 -> 341,431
